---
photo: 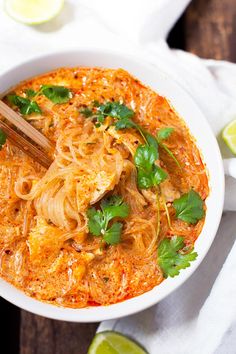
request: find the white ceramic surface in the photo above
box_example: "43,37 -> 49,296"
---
0,49 -> 224,322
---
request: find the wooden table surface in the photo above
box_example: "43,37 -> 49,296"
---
1,0 -> 236,353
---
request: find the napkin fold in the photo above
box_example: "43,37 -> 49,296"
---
0,1 -> 236,353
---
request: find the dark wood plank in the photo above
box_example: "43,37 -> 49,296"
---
0,298 -> 20,354
20,311 -> 98,354
185,0 -> 236,61
168,15 -> 185,50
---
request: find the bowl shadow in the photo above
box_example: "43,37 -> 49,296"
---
33,2 -> 75,33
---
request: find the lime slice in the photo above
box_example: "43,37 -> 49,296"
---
5,0 -> 64,25
222,119 -> 236,154
88,331 -> 148,354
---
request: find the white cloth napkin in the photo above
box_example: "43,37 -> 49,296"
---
0,1 -> 236,353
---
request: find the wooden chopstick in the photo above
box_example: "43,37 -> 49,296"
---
0,100 -> 53,151
0,120 -> 52,168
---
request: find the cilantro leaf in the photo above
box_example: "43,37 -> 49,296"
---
158,236 -> 198,278
7,94 -> 42,115
94,102 -> 158,151
137,166 -> 167,189
87,208 -> 104,236
144,132 -> 159,150
80,107 -> 93,117
173,189 -> 205,224
159,142 -> 181,168
103,195 -> 123,207
156,128 -> 181,168
87,195 -> 129,244
157,127 -> 174,141
94,101 -> 136,128
134,145 -> 158,171
103,222 -> 122,245
96,101 -> 152,149
134,144 -> 167,189
98,102 -> 134,120
21,101 -> 42,115
153,165 -> 168,185
79,101 -> 140,136
79,101 -> 135,127
26,89 -> 37,98
0,129 -> 7,150
168,235 -> 185,251
101,195 -> 130,222
40,85 -> 72,104
93,100 -> 100,107
115,117 -> 137,130
137,169 -> 155,189
97,114 -> 106,124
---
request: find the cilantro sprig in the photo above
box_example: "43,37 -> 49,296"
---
79,107 -> 93,118
173,189 -> 205,224
158,236 -> 198,278
80,101 -> 168,189
7,85 -> 72,116
7,94 -> 42,115
157,127 -> 174,140
0,129 -> 7,150
80,102 -> 180,193
134,144 -> 167,189
80,101 -> 138,129
98,102 -> 134,122
87,195 -> 130,245
39,85 -> 72,104
96,102 -> 149,140
26,89 -> 37,98
81,101 -> 180,168
156,127 -> 181,168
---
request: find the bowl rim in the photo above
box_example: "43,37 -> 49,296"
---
0,47 -> 225,322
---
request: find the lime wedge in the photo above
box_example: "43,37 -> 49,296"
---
88,331 -> 148,354
222,119 -> 236,154
5,0 -> 64,25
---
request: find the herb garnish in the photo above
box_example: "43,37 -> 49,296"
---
79,107 -> 93,118
156,127 -> 181,168
97,102 -> 149,141
80,101 -> 138,129
103,222 -> 123,245
8,85 -> 73,115
81,102 -> 180,168
81,101 -> 169,234
87,195 -> 129,245
81,102 -> 177,230
26,89 -> 37,98
98,102 -> 134,122
158,236 -> 198,278
134,144 -> 167,189
40,85 -> 72,104
7,94 -> 42,115
0,129 -> 7,150
173,189 -> 205,224
157,127 -> 174,140
144,132 -> 158,150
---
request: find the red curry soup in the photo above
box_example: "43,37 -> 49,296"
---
0,68 -> 208,308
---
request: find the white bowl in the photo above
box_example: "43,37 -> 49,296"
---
0,49 -> 224,322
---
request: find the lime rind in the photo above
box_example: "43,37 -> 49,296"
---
222,119 -> 236,155
5,0 -> 64,25
88,331 -> 148,354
